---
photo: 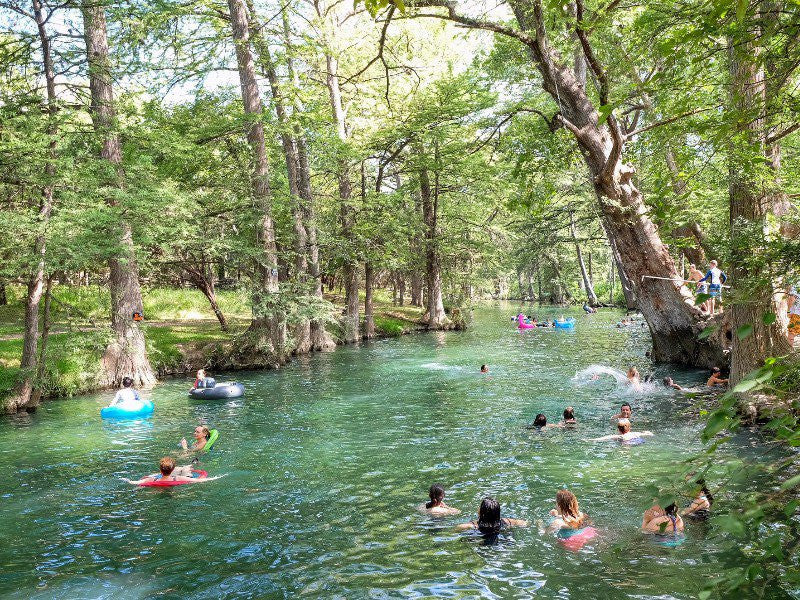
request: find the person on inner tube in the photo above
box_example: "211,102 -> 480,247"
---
109,376 -> 141,408
181,425 -> 211,452
124,457 -> 197,485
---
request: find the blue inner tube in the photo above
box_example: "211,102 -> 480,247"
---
100,400 -> 154,419
188,382 -> 244,400
653,534 -> 686,547
554,318 -> 575,329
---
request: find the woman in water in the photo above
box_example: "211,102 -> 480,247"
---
642,503 -> 684,534
561,407 -> 577,426
626,367 -> 641,388
181,425 -> 211,453
590,419 -> 653,443
124,457 -> 199,485
545,489 -> 590,534
456,497 -> 528,534
420,484 -> 460,515
682,478 -> 713,519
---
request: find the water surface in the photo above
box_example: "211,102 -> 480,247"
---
0,304 -> 772,598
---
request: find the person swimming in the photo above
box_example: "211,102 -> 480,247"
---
420,484 -> 460,516
642,503 -> 684,534
480,364 -> 489,374
626,367 -> 641,388
662,377 -> 684,391
611,402 -> 632,423
124,456 -> 200,485
590,419 -> 653,443
181,425 -> 211,453
682,478 -> 713,519
545,489 -> 590,534
707,367 -> 729,387
456,497 -> 528,534
561,407 -> 577,426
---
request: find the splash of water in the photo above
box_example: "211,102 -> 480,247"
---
572,365 -> 629,386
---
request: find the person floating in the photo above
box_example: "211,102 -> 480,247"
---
194,369 -> 207,389
611,402 -> 632,423
590,419 -> 653,443
124,456 -> 203,485
480,364 -> 489,374
420,484 -> 460,516
698,259 -> 727,315
456,497 -> 528,534
642,503 -> 684,534
109,376 -> 141,409
707,367 -> 729,387
181,425 -> 212,453
788,283 -> 800,348
662,377 -> 684,391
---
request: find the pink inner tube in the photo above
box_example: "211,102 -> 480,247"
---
517,314 -> 536,330
139,469 -> 208,487
557,526 -> 598,551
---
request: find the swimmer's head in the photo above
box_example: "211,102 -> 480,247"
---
194,425 -> 210,440
627,367 -> 639,378
620,403 -> 632,418
617,419 -> 631,434
556,489 -> 580,519
122,376 -> 133,388
477,497 -> 502,534
159,456 -> 176,476
662,377 -> 673,387
427,484 -> 445,508
480,364 -> 488,373
563,407 -> 575,421
533,414 -> 547,427
664,503 -> 678,516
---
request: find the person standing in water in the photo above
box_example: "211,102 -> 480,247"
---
707,367 -> 729,387
561,407 -> 577,426
698,260 -> 727,315
626,367 -> 641,389
419,484 -> 460,516
642,503 -> 684,534
545,489 -> 590,534
480,364 -> 489,374
682,478 -> 713,519
456,497 -> 528,534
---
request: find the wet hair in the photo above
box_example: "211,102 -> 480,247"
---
621,402 -> 631,409
556,489 -> 582,526
197,425 -> 210,440
664,503 -> 678,516
480,364 -> 487,371
533,414 -> 547,427
696,478 -> 714,505
159,456 -> 176,476
663,377 -> 673,386
617,420 -> 631,434
711,367 -> 721,374
627,367 -> 639,378
122,377 -> 133,388
426,484 -> 445,509
477,497 -> 502,534
563,407 -> 575,421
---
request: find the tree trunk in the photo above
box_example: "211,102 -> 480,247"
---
727,26 -> 791,385
227,0 -> 286,364
419,153 -> 449,329
398,274 -> 405,306
82,0 -> 155,388
30,275 -> 54,406
666,148 -> 709,266
571,210 -> 599,305
184,264 -> 229,332
0,282 -> 6,306
364,262 -> 375,339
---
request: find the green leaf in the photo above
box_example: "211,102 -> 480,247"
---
779,473 -> 800,492
736,0 -> 748,21
703,410 -> 732,441
715,514 -> 745,536
699,325 -> 717,340
762,312 -> 776,325
783,499 -> 799,516
597,104 -> 614,125
736,324 -> 753,340
698,591 -> 712,600
695,293 -> 711,306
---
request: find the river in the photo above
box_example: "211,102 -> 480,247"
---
0,304 -> 776,598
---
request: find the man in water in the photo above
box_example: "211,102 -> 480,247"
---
698,260 -> 727,315
590,419 -> 653,443
707,367 -> 729,387
611,402 -> 632,423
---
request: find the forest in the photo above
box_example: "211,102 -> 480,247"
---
1,0 -> 800,595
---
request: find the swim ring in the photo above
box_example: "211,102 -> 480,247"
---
203,429 -> 219,452
554,318 -> 575,329
139,469 -> 208,487
188,382 -> 244,400
556,526 -> 597,551
517,314 -> 536,330
100,400 -> 154,420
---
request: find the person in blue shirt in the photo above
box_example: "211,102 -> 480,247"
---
699,260 -> 727,315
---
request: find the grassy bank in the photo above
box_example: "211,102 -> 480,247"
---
0,285 -> 426,405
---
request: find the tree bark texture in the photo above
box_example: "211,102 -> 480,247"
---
570,210 -> 599,305
364,262 -> 375,339
419,157 -> 449,329
82,0 -> 155,388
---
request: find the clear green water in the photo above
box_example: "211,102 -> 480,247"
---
0,305 -> 773,599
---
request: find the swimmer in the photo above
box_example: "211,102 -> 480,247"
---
590,419 -> 653,442
682,478 -> 713,519
707,367 -> 729,387
456,497 -> 528,533
626,367 -> 641,387
611,402 -> 632,423
480,364 -> 489,374
124,456 -> 198,485
545,489 -> 590,534
528,413 -> 560,429
181,425 -> 211,452
642,503 -> 684,534
662,377 -> 685,391
109,376 -> 141,407
561,407 -> 577,426
419,484 -> 460,516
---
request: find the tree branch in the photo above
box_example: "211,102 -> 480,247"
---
625,106 -> 715,139
765,122 -> 800,145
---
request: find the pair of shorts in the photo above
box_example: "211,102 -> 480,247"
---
790,313 -> 800,335
697,283 -> 708,294
709,284 -> 721,298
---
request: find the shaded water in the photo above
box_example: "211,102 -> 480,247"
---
0,304 -> 772,598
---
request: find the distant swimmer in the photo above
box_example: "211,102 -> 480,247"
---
626,367 -> 641,387
642,503 -> 684,534
662,377 -> 685,391
419,484 -> 460,516
181,425 -> 212,453
480,364 -> 489,374
707,367 -> 729,388
528,413 -> 562,429
590,419 -> 653,443
611,402 -> 632,423
561,407 -> 577,426
456,497 -> 528,534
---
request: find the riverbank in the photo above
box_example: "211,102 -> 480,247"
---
0,285 -> 428,410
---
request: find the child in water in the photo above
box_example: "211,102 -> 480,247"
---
109,376 -> 141,408
419,484 -> 460,516
124,457 -> 198,485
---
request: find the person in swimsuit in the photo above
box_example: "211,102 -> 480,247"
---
590,419 -> 653,443
662,377 -> 684,391
125,457 -> 196,485
419,484 -> 460,516
456,497 -> 528,533
561,407 -> 577,426
688,263 -> 707,310
707,367 -> 729,387
109,376 -> 141,408
787,284 -> 800,347
626,367 -> 641,388
528,414 -> 561,429
698,260 -> 727,315
545,489 -> 590,534
682,478 -> 713,519
611,402 -> 632,423
642,503 -> 684,534
181,425 -> 211,453
193,369 -> 206,389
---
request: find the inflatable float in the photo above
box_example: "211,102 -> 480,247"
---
139,469 -> 208,487
188,382 -> 244,400
556,526 -> 597,551
100,399 -> 154,420
516,313 -> 536,330
554,318 -> 576,329
202,429 -> 219,452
